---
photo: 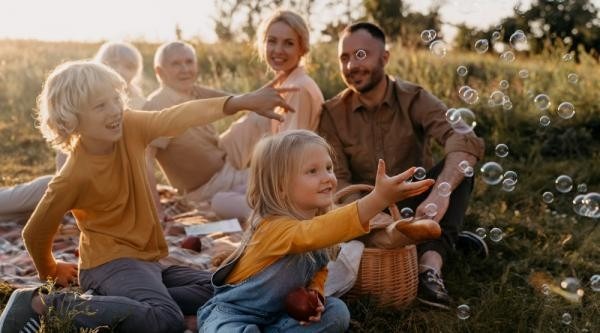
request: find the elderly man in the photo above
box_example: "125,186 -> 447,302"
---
318,22 -> 487,309
144,41 -> 269,221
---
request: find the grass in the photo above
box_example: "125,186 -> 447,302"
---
0,39 -> 598,332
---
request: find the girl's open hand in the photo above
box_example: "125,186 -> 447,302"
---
373,160 -> 434,205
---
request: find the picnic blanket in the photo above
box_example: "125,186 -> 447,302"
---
0,185 -> 242,288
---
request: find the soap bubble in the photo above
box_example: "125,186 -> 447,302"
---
542,191 -> 554,203
445,107 -> 458,124
355,49 -> 367,60
464,166 -> 474,177
480,162 -> 504,185
573,194 -> 586,215
437,182 -> 452,197
503,170 -> 518,183
499,80 -> 510,90
474,39 -> 489,53
489,90 -> 505,105
591,275 -> 600,292
534,94 -> 551,110
561,277 -> 581,293
502,178 -> 516,192
459,87 -> 480,105
456,304 -> 471,320
424,203 -> 438,217
457,65 -> 468,77
495,144 -> 509,157
414,167 -> 427,180
429,40 -> 447,57
518,69 -> 529,79
567,73 -> 578,84
400,207 -> 414,220
561,312 -> 572,325
557,102 -> 575,119
502,101 -> 513,111
500,50 -> 516,63
539,115 -> 551,127
582,192 -> 599,218
562,53 -> 573,62
509,30 -> 528,50
555,175 -> 573,193
458,160 -> 470,172
448,108 -> 477,134
489,227 -> 503,242
475,227 -> 487,238
541,284 -> 550,295
491,31 -> 501,41
577,183 -> 587,193
420,29 -> 437,43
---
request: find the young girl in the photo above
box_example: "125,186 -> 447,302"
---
0,61 -> 293,333
256,10 -> 324,133
197,130 -> 434,332
94,41 -> 147,109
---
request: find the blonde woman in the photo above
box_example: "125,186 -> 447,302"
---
256,9 -> 324,133
94,41 -> 147,109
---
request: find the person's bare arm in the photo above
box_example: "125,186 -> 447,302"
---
145,146 -> 165,221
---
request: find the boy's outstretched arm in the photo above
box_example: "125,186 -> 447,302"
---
357,160 -> 434,229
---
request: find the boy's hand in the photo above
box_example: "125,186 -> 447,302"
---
53,261 -> 78,287
224,72 -> 298,120
373,160 -> 434,206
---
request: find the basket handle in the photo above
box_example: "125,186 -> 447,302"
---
334,184 -> 401,221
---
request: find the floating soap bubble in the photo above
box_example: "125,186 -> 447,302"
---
414,167 -> 427,180
458,160 -> 470,172
519,69 -> 529,79
457,65 -> 468,77
567,73 -> 578,84
503,171 -> 518,183
577,183 -> 587,193
499,80 -> 510,90
464,166 -> 474,177
475,227 -> 487,238
534,94 -> 551,111
491,31 -> 501,41
562,53 -> 573,62
542,191 -> 554,203
557,102 -> 575,119
355,49 -> 367,60
509,30 -> 528,50
448,108 -> 477,134
541,284 -> 550,296
421,29 -> 437,43
480,162 -> 503,185
424,203 -> 438,217
500,51 -> 516,63
555,175 -> 573,193
573,194 -> 585,215
591,275 -> 600,292
582,192 -> 599,218
495,144 -> 509,157
437,182 -> 452,197
459,87 -> 480,105
502,101 -> 513,110
561,277 -> 582,293
456,304 -> 470,320
474,39 -> 489,53
502,178 -> 516,192
561,312 -> 572,325
489,91 -> 505,105
429,40 -> 447,57
400,207 -> 414,220
489,227 -> 503,242
539,115 -> 551,127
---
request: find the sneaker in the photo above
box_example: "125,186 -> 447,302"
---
0,287 -> 40,333
456,230 -> 489,259
417,269 -> 451,310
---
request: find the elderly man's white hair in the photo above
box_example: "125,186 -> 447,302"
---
153,41 -> 196,69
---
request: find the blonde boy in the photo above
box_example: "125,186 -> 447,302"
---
0,61 -> 293,333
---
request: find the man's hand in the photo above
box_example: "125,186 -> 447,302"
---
415,192 -> 450,223
53,261 -> 78,287
223,72 -> 298,121
299,290 -> 325,326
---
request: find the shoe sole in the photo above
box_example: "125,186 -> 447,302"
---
417,297 -> 450,310
458,231 -> 489,258
0,289 -> 21,331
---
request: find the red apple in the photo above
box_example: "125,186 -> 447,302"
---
284,287 -> 320,322
180,235 -> 202,252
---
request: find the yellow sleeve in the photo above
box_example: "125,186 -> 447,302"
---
22,174 -> 78,280
308,266 -> 328,298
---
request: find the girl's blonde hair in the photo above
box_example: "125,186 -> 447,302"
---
94,41 -> 143,87
256,10 -> 310,67
36,61 -> 127,153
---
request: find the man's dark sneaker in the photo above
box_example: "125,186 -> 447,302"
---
456,230 -> 489,259
0,287 -> 40,333
417,269 -> 451,310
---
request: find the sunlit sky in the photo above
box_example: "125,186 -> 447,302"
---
1,0 -> 596,43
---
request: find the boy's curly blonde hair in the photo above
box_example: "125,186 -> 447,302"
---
36,61 -> 127,153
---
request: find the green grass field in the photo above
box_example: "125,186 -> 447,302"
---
0,39 -> 598,332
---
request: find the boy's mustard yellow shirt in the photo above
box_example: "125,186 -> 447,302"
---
22,97 -> 229,280
226,203 -> 368,295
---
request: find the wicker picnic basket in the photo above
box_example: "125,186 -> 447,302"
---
335,184 -> 419,308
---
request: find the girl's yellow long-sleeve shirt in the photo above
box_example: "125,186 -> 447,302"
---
226,203 -> 369,295
22,97 -> 229,281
